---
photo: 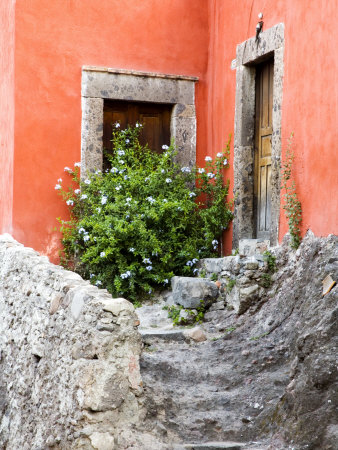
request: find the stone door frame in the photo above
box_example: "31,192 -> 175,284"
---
81,66 -> 198,175
233,23 -> 285,247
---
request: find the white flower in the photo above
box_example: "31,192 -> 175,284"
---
117,150 -> 125,156
223,159 -> 228,165
83,234 -> 90,242
135,122 -> 142,128
115,122 -> 120,128
119,160 -> 125,165
212,239 -> 218,245
66,199 -> 74,206
126,197 -> 132,204
100,252 -> 105,258
81,194 -> 87,200
111,167 -> 119,173
124,175 -> 129,180
186,261 -> 193,267
74,189 -> 80,194
163,199 -> 168,203
64,166 -> 72,172
165,178 -> 172,183
119,168 -> 126,173
115,185 -> 122,191
78,227 -> 86,234
205,156 -> 212,162
96,207 -> 101,213
217,152 -> 223,158
74,162 -> 81,167
193,268 -> 199,274
125,139 -> 130,144
143,258 -> 152,264
207,172 -> 215,179
95,280 -> 102,286
57,178 -> 63,183
163,279 -> 169,284
177,206 -> 182,211
94,169 -> 101,175
121,270 -> 131,279
101,196 -> 107,205
192,258 -> 198,264
84,179 -> 91,185
162,145 -> 169,150
161,169 -> 166,173
90,273 -> 94,279
55,184 -> 61,190
181,166 -> 191,173
146,266 -> 153,271
198,168 -> 205,174
129,247 -> 135,252
147,196 -> 155,204
145,177 -> 150,182
189,192 -> 196,198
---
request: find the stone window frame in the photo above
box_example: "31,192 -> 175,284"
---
81,66 -> 198,176
233,23 -> 285,247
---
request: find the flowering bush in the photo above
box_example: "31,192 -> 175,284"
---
56,124 -> 232,301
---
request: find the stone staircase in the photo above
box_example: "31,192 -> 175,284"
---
136,240 -> 287,449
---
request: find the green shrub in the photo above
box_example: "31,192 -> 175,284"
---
56,124 -> 233,302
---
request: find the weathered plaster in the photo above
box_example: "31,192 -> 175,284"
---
81,67 -> 198,176
233,23 -> 284,247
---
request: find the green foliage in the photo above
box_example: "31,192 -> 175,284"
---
226,278 -> 236,293
281,133 -> 302,249
261,273 -> 272,288
198,269 -> 207,278
56,124 -> 233,302
249,331 -> 269,341
163,300 -> 206,326
263,251 -> 276,273
210,273 -> 218,281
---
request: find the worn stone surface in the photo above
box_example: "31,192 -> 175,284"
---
0,234 -> 163,450
233,23 -> 284,248
171,276 -> 219,309
140,232 -> 337,449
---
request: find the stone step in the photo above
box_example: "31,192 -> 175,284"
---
184,442 -> 243,450
140,328 -> 188,344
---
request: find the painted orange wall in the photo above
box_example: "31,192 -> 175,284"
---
207,0 -> 338,247
6,0 -> 338,260
11,0 -> 210,260
0,0 -> 15,234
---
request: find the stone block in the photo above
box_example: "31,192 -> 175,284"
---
183,326 -> 207,342
227,284 -> 260,315
171,276 -> 219,309
239,239 -> 270,256
100,297 -> 134,316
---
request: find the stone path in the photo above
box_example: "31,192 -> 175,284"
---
135,233 -> 338,450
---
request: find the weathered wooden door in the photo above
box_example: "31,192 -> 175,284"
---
103,100 -> 171,169
254,59 -> 273,238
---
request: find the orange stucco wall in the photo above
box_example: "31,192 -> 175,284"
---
0,0 -> 15,234
206,0 -> 338,247
4,0 -> 338,261
12,0 -> 210,260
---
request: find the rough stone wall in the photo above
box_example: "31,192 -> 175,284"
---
0,234 -> 157,449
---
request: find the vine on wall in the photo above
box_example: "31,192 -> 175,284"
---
281,133 -> 302,249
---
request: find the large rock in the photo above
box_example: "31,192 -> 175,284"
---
171,276 -> 219,308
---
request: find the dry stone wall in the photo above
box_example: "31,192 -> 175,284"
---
0,234 -> 160,450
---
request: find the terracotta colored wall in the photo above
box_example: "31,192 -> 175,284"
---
12,0 -> 210,260
8,0 -> 338,260
0,0 -> 15,234
207,0 -> 338,247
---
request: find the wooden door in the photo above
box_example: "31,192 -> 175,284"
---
103,100 -> 171,169
254,59 -> 273,238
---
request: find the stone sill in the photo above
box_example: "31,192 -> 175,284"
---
82,65 -> 199,82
